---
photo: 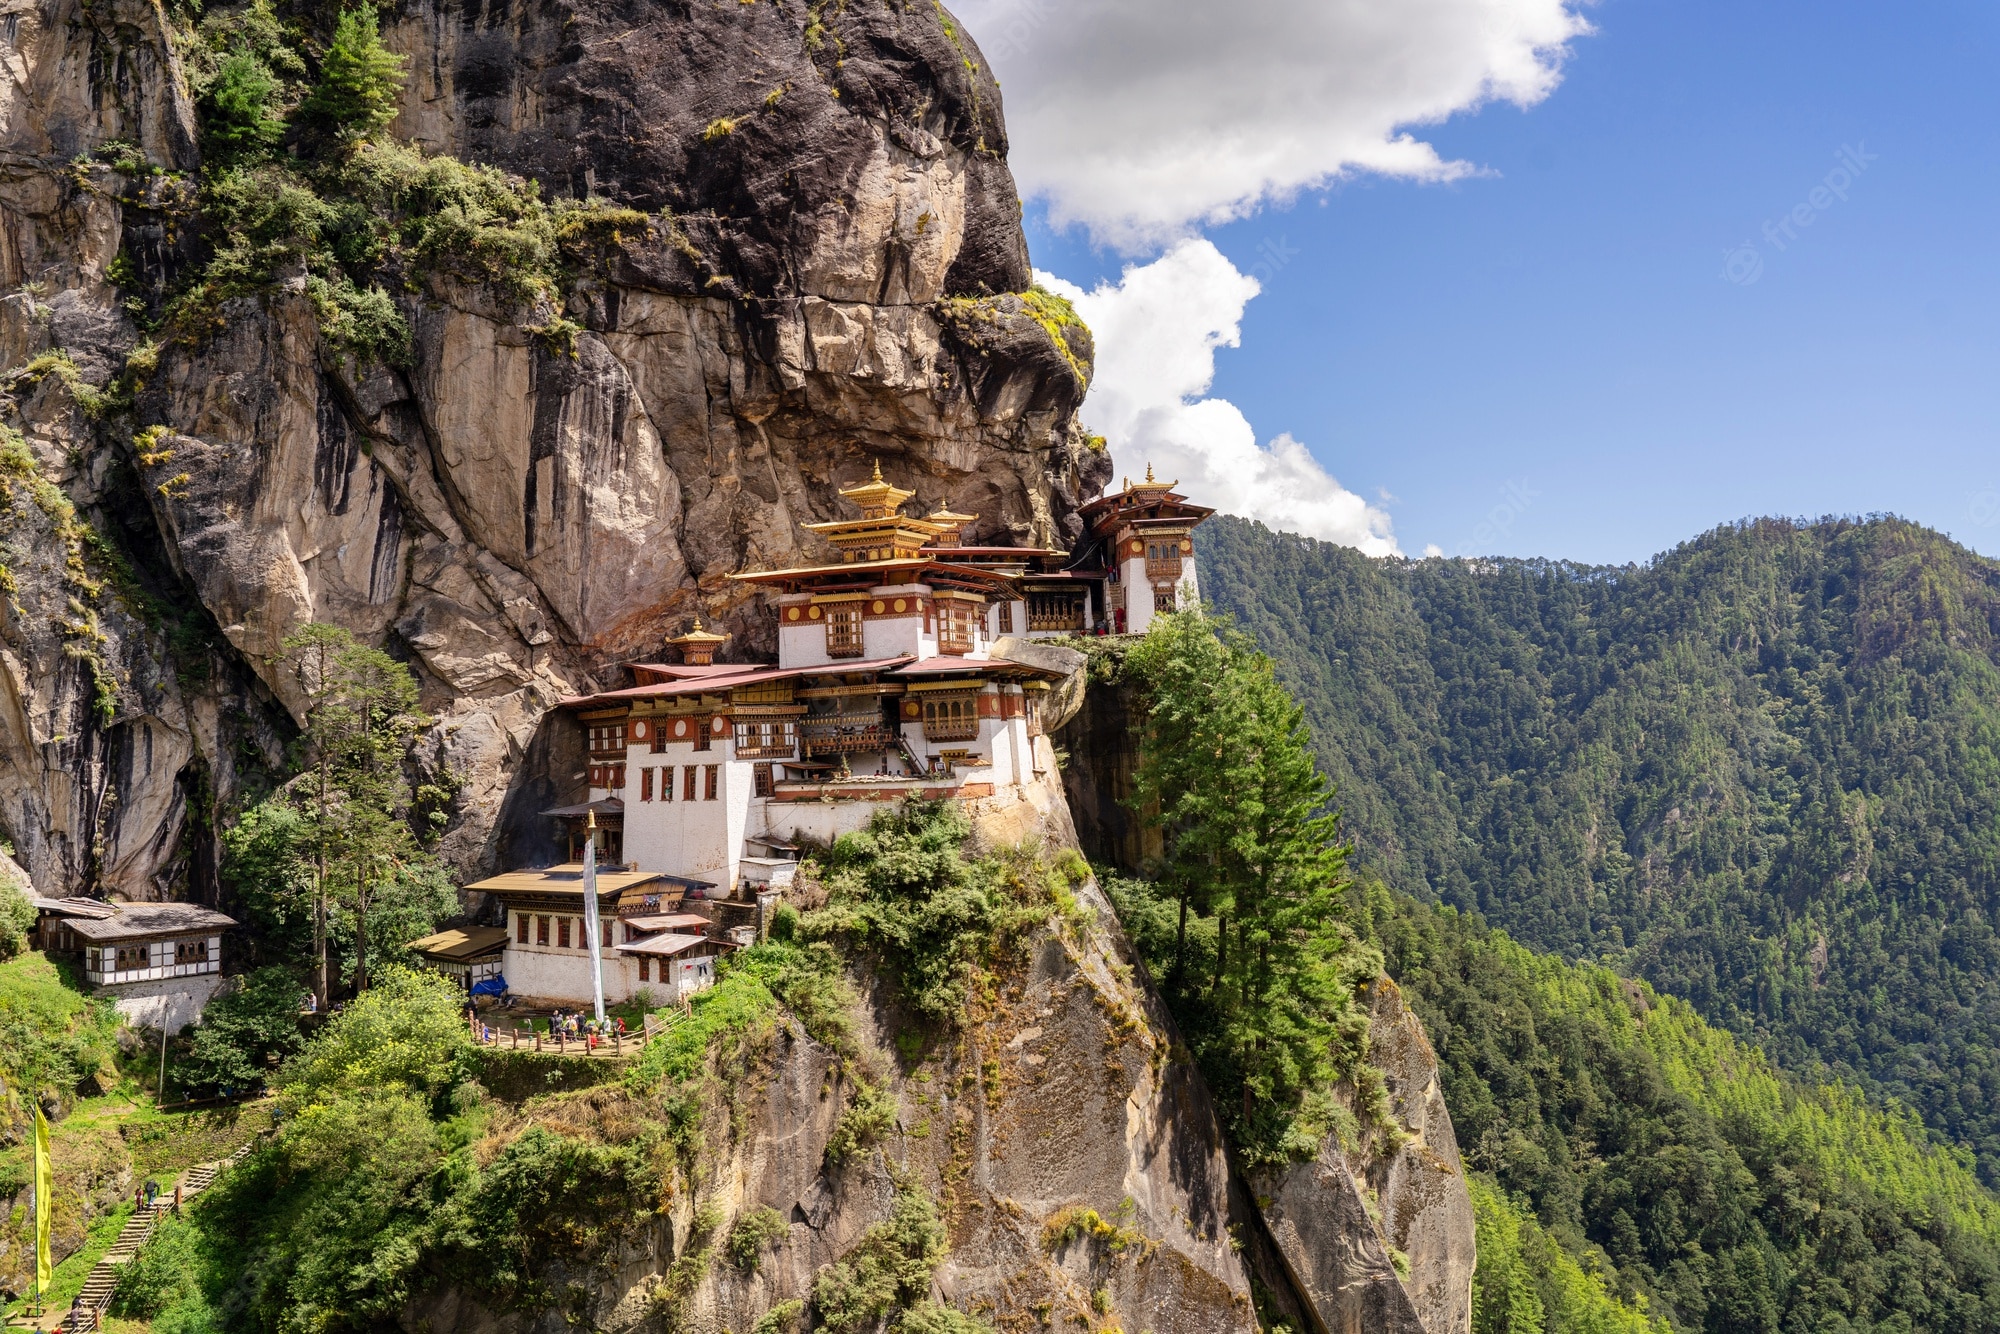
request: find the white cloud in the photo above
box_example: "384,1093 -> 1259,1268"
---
958,0 -> 1592,247
1041,241 -> 1399,556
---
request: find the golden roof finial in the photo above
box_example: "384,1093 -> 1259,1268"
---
871,459 -> 884,483
1146,462 -> 1155,484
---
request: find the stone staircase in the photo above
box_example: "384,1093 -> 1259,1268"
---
59,1143 -> 253,1333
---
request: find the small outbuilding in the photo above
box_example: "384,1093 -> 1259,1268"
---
408,925 -> 509,991
36,898 -> 238,1030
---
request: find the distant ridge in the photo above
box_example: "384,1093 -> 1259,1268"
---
1200,512 -> 2000,1182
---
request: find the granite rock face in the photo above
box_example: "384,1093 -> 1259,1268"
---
1252,979 -> 1477,1334
404,797 -> 1259,1334
0,0 -> 1110,895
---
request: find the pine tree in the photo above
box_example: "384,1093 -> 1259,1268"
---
1127,613 -> 1373,1159
298,7 -> 407,143
281,623 -> 432,998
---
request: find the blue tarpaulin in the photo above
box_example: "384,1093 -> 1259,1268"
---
470,974 -> 508,997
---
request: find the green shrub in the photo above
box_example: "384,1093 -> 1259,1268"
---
727,1205 -> 788,1272
810,1179 -> 950,1331
0,871 -> 34,961
202,51 -> 286,159
276,964 -> 472,1104
177,966 -> 308,1097
806,801 -> 1077,1023
109,1214 -> 207,1319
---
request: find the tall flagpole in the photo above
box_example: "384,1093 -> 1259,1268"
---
582,810 -> 607,1025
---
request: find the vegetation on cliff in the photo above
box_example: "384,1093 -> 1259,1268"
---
1103,608 -> 2000,1332
103,806 -> 1116,1333
1198,514 -> 2000,1189
1364,882 -> 2000,1333
1113,613 -> 1385,1164
220,624 -> 455,1013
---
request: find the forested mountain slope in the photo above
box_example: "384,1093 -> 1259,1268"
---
1198,514 -> 2000,1183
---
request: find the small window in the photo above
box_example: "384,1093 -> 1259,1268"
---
938,600 -> 977,654
517,913 -> 529,944
537,915 -> 551,946
1154,586 -> 1177,614
651,725 -> 670,754
997,601 -> 1014,634
608,764 -> 627,790
603,920 -> 613,948
704,765 -> 719,800
86,948 -> 101,973
825,605 -> 865,658
922,693 -> 981,741
116,943 -> 150,972
588,722 -> 628,756
638,956 -> 650,982
174,938 -> 209,965
684,765 -> 698,801
754,762 -> 774,798
694,719 -> 712,752
641,767 -> 654,802
558,918 -> 572,949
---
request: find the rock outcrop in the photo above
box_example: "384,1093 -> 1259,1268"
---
0,0 -> 1110,897
407,816 -> 1259,1333
1249,978 -> 1476,1334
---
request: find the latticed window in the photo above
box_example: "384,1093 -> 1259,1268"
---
640,767 -> 654,801
1154,586 -> 1178,614
922,693 -> 981,741
997,601 -> 1014,633
1025,694 -> 1045,738
938,601 -> 977,654
1146,540 -> 1185,580
825,605 -> 865,657
734,721 -> 797,758
1027,591 -> 1085,631
174,938 -> 209,965
754,762 -> 774,797
116,944 -> 150,971
704,765 -> 720,800
587,722 -> 627,757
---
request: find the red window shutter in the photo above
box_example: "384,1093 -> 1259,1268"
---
516,913 -> 528,944
684,765 -> 696,801
558,918 -> 571,949
638,956 -> 650,982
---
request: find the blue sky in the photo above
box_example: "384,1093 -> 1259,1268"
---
1011,0 -> 2000,566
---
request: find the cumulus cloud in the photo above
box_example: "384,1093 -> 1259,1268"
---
957,0 -> 1592,247
1041,242 -> 1399,556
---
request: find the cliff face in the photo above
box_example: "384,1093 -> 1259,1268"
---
1062,663 -> 1478,1334
407,795 -> 1259,1334
0,0 -> 1110,897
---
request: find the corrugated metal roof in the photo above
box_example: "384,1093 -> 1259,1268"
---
67,901 -> 237,941
616,932 -> 710,957
463,866 -> 671,896
409,926 -> 510,960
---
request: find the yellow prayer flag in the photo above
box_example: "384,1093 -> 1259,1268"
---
33,1100 -> 53,1293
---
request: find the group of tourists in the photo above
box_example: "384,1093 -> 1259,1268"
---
546,1009 -> 626,1048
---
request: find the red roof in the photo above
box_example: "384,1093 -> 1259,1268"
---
561,656 -> 915,709
891,655 -> 1070,680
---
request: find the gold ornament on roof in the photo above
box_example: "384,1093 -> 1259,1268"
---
836,459 -> 917,520
667,616 -> 730,665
